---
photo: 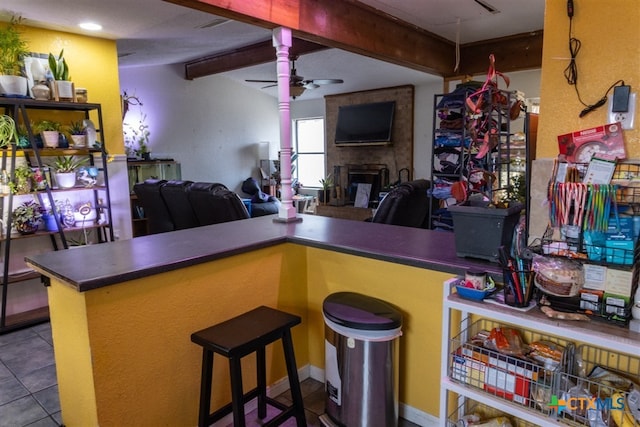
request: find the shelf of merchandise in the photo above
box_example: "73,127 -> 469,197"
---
439,277 -> 640,427
0,98 -> 114,334
428,91 -> 473,230
428,87 -> 529,232
445,398 -> 539,427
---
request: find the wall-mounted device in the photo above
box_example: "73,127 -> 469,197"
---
608,85 -> 636,129
335,101 -> 395,146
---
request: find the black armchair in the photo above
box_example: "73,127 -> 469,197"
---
160,180 -> 199,230
370,179 -> 432,229
188,182 -> 251,226
133,179 -> 174,234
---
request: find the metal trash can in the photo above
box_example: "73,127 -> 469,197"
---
322,292 -> 403,427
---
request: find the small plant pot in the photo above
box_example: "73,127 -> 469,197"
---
42,214 -> 59,231
15,220 -> 38,235
0,75 -> 28,97
318,190 -> 330,204
31,84 -> 51,100
55,172 -> 76,189
55,81 -> 74,101
41,131 -> 59,148
70,134 -> 87,148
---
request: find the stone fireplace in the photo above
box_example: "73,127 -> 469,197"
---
325,85 -> 414,206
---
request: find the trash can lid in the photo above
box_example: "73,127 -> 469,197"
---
323,292 -> 402,331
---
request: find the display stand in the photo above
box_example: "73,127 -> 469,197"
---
440,278 -> 640,426
0,98 -> 114,333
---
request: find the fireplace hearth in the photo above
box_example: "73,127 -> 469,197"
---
344,164 -> 389,207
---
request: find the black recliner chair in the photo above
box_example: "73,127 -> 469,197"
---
159,180 -> 199,230
370,179 -> 432,228
133,179 -> 175,234
187,182 -> 251,226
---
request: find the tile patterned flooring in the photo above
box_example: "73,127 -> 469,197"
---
0,322 -> 420,427
0,322 -> 60,427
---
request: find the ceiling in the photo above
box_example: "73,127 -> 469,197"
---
0,0 -> 545,100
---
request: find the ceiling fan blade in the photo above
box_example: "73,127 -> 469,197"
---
261,84 -> 277,89
246,79 -> 277,83
309,79 -> 344,85
303,82 -> 320,89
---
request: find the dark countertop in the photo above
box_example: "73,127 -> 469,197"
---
25,214 -> 501,292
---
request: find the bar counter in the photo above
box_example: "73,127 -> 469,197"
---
27,213 -> 500,291
25,214 -> 501,426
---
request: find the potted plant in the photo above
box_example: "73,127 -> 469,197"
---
9,164 -> 34,194
12,200 -> 44,235
124,112 -> 151,160
0,114 -> 18,148
16,123 -> 31,148
48,49 -> 73,101
0,16 -> 29,97
51,155 -> 86,188
318,174 -> 333,204
35,120 -> 61,148
67,120 -> 86,148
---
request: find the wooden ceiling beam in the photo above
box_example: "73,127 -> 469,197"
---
165,0 -> 454,76
452,31 -> 544,78
166,0 -> 542,79
185,37 -> 328,80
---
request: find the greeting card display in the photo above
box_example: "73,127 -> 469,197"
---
557,122 -> 626,163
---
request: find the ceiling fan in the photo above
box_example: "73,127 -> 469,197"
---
245,55 -> 343,98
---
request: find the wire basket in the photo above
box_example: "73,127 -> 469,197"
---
448,318 -> 575,416
446,399 -> 539,427
554,344 -> 640,426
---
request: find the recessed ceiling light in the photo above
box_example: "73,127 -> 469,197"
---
79,22 -> 102,31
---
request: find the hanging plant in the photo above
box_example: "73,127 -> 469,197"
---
122,92 -> 151,159
121,91 -> 142,119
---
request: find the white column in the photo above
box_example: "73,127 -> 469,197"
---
272,27 -> 299,222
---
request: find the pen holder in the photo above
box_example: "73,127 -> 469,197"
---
503,268 -> 533,308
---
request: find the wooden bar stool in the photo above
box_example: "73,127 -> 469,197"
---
191,306 -> 307,427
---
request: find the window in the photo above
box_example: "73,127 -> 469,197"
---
293,117 -> 325,188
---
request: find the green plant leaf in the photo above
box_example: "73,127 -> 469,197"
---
0,115 -> 18,148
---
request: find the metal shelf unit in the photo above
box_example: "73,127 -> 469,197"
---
0,98 -> 114,334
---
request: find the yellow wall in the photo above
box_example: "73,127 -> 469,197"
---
305,247 -> 452,417
49,244 -> 308,426
47,243 -> 452,425
538,0 -> 640,159
4,23 -> 124,154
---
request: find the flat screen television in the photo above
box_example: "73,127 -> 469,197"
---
335,101 -> 395,146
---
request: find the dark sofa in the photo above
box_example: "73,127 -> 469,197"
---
133,179 -> 251,234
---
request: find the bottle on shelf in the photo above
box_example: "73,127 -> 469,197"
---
0,170 -> 10,195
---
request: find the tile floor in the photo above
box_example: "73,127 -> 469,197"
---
0,322 -> 420,427
0,322 -> 60,427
